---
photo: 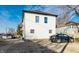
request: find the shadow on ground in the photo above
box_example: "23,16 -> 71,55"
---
6,40 -> 57,53
60,43 -> 69,53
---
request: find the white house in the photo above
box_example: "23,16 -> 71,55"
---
56,21 -> 79,38
22,10 -> 57,39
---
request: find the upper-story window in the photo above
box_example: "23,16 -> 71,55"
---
35,16 -> 39,23
44,17 -> 48,23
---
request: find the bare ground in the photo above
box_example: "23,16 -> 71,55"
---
0,39 -> 78,53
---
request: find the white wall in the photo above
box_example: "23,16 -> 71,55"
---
23,12 -> 56,39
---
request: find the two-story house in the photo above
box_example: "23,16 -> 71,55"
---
22,10 -> 57,40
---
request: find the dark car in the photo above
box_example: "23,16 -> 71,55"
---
50,34 -> 74,43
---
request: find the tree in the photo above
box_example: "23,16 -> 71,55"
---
67,5 -> 79,16
17,24 -> 22,37
8,28 -> 15,34
56,5 -> 79,27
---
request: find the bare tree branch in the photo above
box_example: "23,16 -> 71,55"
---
67,5 -> 79,16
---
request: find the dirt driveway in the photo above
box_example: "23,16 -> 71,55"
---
0,39 -> 67,53
64,42 -> 79,53
0,39 -> 78,53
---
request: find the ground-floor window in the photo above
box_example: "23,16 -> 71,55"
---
30,29 -> 34,33
49,30 -> 52,33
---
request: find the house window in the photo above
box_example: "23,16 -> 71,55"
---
35,16 -> 39,23
44,17 -> 48,23
49,30 -> 52,33
30,29 -> 34,33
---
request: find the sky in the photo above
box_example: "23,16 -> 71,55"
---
0,5 -> 79,33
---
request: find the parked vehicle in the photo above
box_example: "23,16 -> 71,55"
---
50,33 -> 74,43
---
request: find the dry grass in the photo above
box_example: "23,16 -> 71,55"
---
75,38 -> 79,42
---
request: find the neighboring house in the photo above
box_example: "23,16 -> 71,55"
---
56,21 -> 79,38
22,10 -> 57,39
0,34 -> 7,39
0,33 -> 13,39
